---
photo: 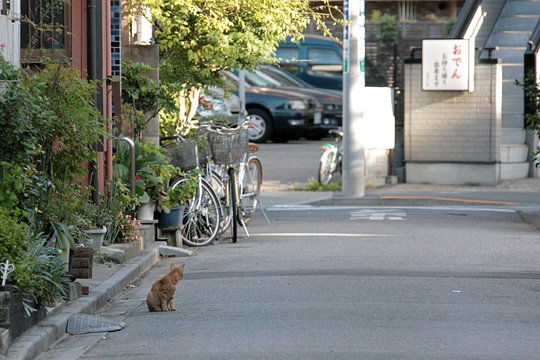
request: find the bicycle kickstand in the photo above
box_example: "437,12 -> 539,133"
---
257,200 -> 271,224
240,219 -> 250,238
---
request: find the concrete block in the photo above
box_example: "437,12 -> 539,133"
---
501,144 -> 529,162
69,282 -> 82,302
502,128 -> 526,144
158,245 -> 192,257
500,162 -> 529,180
406,162 -> 500,185
0,328 -> 9,355
137,220 -> 158,248
102,239 -> 144,264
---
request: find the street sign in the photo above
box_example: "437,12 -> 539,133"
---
422,39 -> 472,91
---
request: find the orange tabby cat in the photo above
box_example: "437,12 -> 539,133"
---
146,263 -> 185,312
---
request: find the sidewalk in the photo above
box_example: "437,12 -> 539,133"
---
5,178 -> 540,360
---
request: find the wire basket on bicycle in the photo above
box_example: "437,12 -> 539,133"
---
164,139 -> 198,170
207,127 -> 249,165
163,134 -> 209,171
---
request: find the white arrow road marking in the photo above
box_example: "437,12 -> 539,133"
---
350,210 -> 407,221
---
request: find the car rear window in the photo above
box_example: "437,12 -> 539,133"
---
307,48 -> 341,64
276,47 -> 300,61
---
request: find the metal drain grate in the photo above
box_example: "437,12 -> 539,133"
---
67,314 -> 125,335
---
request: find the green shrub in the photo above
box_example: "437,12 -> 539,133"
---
0,207 -> 28,263
0,59 -> 45,165
12,242 -> 70,306
26,59 -> 102,182
0,162 -> 32,216
301,177 -> 342,192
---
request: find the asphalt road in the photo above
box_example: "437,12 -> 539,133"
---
39,205 -> 540,360
37,141 -> 540,359
256,139 -> 324,187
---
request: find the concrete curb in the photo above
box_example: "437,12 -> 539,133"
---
6,247 -> 161,360
520,212 -> 540,231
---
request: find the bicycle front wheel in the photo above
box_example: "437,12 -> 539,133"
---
171,177 -> 221,247
239,156 -> 262,226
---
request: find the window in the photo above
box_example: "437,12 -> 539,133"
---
20,0 -> 68,61
307,48 -> 341,65
275,47 -> 300,74
275,47 -> 300,62
307,48 -> 342,73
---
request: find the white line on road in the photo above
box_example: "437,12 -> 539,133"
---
251,233 -> 396,237
265,205 -> 519,213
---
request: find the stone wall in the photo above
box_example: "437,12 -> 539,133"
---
404,60 -> 503,184
122,45 -> 161,145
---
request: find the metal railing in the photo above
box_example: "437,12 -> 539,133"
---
448,0 -> 483,39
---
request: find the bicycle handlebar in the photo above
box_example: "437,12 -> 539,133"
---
200,121 -> 253,135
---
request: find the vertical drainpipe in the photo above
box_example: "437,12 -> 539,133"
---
105,0 -> 114,192
88,0 -> 99,205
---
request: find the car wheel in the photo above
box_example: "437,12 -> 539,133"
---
247,108 -> 273,143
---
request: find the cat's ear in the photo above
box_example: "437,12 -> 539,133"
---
179,264 -> 185,271
170,263 -> 176,270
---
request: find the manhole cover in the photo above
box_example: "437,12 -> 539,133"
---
67,314 -> 125,335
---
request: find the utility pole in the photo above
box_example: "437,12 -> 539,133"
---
342,0 -> 366,197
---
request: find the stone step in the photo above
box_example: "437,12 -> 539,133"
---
486,32 -> 531,48
492,47 -> 527,63
498,15 -> 540,31
500,144 -> 529,162
505,1 -> 540,15
503,80 -> 524,96
500,162 -> 530,180
502,64 -> 524,81
502,111 -> 525,128
502,95 -> 524,114
502,128 -> 526,144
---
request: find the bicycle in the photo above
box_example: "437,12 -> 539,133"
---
163,130 -> 223,247
238,142 -> 263,225
206,122 -> 254,243
318,128 -> 343,185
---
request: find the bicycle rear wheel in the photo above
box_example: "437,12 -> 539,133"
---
318,148 -> 337,185
239,156 -> 262,226
171,177 -> 221,247
208,166 -> 232,235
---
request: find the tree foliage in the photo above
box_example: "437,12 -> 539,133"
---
144,0 -> 321,86
128,0 -> 340,135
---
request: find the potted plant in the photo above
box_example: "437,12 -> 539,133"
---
114,140 -> 171,220
155,170 -> 198,230
75,201 -> 113,250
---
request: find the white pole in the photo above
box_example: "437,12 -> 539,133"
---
342,0 -> 366,197
238,68 -> 247,124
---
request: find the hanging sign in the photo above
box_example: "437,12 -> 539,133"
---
358,0 -> 366,73
343,0 -> 350,74
422,39 -> 472,91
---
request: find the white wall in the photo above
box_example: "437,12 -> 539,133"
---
0,0 -> 20,65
